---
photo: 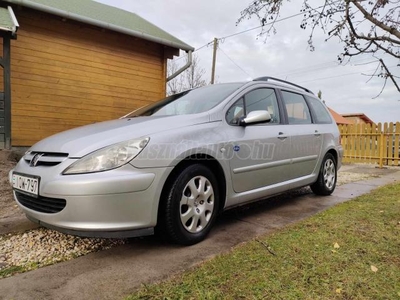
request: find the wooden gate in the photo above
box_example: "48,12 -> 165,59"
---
339,122 -> 400,167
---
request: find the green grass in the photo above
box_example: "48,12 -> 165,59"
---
0,265 -> 27,278
127,183 -> 400,300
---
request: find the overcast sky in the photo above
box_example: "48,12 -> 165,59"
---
96,0 -> 399,123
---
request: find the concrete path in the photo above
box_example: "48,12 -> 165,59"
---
0,167 -> 399,300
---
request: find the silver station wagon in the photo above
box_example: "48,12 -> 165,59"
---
10,77 -> 343,245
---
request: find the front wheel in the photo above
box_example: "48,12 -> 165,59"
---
310,153 -> 337,195
160,164 -> 219,245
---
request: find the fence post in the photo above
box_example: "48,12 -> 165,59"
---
379,131 -> 384,168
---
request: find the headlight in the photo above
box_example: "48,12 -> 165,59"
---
63,138 -> 149,175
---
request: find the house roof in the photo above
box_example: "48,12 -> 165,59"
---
328,107 -> 353,125
0,6 -> 18,34
342,113 -> 374,124
2,0 -> 194,51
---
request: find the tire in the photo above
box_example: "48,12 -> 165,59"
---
159,164 -> 220,245
310,153 -> 337,196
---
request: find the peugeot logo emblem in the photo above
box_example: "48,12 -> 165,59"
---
30,153 -> 43,167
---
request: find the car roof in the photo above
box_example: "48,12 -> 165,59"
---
212,77 -> 314,96
251,76 -> 314,95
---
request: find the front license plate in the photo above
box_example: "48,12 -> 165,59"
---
12,173 -> 40,197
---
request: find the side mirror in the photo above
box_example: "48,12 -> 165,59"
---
239,110 -> 271,126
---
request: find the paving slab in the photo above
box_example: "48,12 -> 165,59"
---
0,168 -> 399,300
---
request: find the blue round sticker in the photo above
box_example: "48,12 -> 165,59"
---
233,145 -> 240,152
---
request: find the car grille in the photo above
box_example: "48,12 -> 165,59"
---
24,152 -> 69,167
15,192 -> 66,213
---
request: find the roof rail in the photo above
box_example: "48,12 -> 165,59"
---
253,76 -> 314,94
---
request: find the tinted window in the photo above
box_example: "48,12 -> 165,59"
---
126,83 -> 244,117
306,96 -> 333,124
281,91 -> 312,124
226,88 -> 280,125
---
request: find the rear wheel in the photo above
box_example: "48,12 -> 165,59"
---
160,164 -> 219,245
310,153 -> 337,195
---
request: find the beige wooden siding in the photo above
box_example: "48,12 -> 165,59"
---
5,8 -> 167,146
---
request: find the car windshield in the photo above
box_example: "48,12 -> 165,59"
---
125,83 -> 244,117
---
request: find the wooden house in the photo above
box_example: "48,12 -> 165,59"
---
0,0 -> 193,148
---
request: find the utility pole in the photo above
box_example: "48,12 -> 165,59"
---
211,37 -> 218,84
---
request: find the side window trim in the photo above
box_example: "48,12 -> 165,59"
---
275,88 -> 288,125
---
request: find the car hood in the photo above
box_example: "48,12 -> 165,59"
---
29,114 -> 210,157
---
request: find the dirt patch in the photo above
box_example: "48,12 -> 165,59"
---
337,172 -> 378,186
0,151 -> 21,220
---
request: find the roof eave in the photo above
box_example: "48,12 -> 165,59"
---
342,113 -> 374,124
5,0 -> 194,51
0,6 -> 19,36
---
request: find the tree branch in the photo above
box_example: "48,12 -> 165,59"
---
351,0 -> 400,40
238,0 -> 400,95
372,40 -> 400,58
379,58 -> 400,92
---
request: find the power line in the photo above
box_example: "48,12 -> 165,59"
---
170,0 -> 392,80
271,57 -> 397,79
275,62 -> 341,78
297,65 -> 397,84
171,41 -> 214,62
219,1 -> 341,41
172,1 -> 340,63
276,60 -> 379,78
220,11 -> 305,40
195,41 -> 214,52
218,45 -> 252,78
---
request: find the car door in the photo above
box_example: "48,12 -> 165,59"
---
280,90 -> 322,179
226,88 -> 292,193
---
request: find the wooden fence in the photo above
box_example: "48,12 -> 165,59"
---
339,122 -> 400,167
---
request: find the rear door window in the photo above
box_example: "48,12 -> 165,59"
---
281,91 -> 312,124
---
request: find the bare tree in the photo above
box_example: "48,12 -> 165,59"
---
238,0 -> 400,94
167,54 -> 207,95
167,59 -> 183,96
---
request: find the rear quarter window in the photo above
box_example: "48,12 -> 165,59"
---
306,96 -> 333,124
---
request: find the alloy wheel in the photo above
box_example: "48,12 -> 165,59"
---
323,158 -> 336,189
180,176 -> 215,233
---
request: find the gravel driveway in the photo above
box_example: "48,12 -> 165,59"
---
0,151 -> 125,276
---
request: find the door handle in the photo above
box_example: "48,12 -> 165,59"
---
314,130 -> 321,137
278,132 -> 287,140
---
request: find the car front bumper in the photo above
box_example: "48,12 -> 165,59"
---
10,159 -> 172,238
